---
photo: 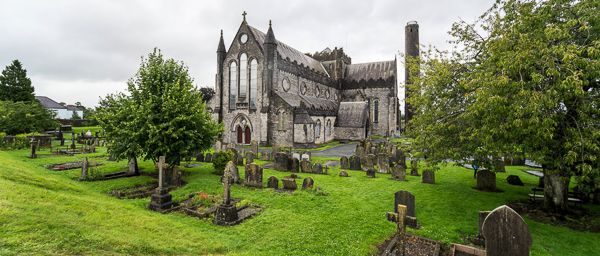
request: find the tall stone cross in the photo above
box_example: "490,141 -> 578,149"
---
158,156 -> 165,189
222,161 -> 233,205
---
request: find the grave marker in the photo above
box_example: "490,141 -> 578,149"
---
482,205 -> 532,256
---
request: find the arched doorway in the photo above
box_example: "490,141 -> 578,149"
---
237,126 -> 243,144
244,126 -> 251,144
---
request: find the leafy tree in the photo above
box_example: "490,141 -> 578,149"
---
408,0 -> 600,212
97,48 -> 223,180
0,101 -> 57,135
0,60 -> 35,102
199,87 -> 215,103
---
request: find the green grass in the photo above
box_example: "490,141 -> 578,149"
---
1,145 -> 599,255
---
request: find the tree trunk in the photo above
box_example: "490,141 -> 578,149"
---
543,172 -> 570,212
127,156 -> 139,175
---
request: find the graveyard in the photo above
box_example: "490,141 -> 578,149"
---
1,136 -> 599,255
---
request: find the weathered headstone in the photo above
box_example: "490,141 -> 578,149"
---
282,177 -> 297,190
391,164 -> 406,181
422,170 -> 435,184
302,177 -> 314,189
394,190 -> 419,228
250,140 -> 258,155
377,154 -> 390,173
244,163 -> 263,188
149,156 -> 173,212
312,163 -> 323,174
29,139 -> 37,158
410,160 -> 419,176
476,169 -> 496,191
349,155 -> 362,170
291,158 -> 300,173
80,157 -> 89,180
355,144 -> 365,158
506,175 -> 524,186
340,156 -> 350,169
245,152 -> 255,164
267,176 -> 279,189
339,170 -> 349,177
482,205 -> 532,256
366,168 -> 376,178
364,154 -> 376,169
214,161 -> 239,225
300,159 -> 312,173
127,157 -> 139,175
274,152 -> 290,171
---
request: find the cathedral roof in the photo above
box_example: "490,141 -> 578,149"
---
336,101 -> 369,128
344,60 -> 395,83
274,91 -> 338,115
248,25 -> 329,76
294,108 -> 315,124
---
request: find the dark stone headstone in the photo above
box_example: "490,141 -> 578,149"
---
482,205 -> 532,256
506,175 -> 524,186
274,152 -> 290,171
302,177 -> 314,189
300,159 -> 312,173
391,165 -> 406,181
339,170 -> 349,177
312,163 -> 323,174
422,170 -> 435,184
244,163 -> 263,188
366,168 -> 376,178
196,153 -> 204,162
349,155 -> 362,170
340,156 -> 350,169
377,154 -> 390,173
394,190 -> 416,218
282,177 -> 297,190
476,169 -> 496,191
410,160 -> 419,176
267,176 -> 279,189
291,158 -> 300,173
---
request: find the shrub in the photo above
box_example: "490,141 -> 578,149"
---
212,150 -> 234,175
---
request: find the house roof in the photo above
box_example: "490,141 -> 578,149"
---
336,101 -> 369,128
345,60 -> 395,82
248,25 -> 329,76
35,96 -> 66,109
65,105 -> 84,111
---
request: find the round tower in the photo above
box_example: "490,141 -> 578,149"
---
404,21 -> 419,128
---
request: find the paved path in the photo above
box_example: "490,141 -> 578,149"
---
312,142 -> 356,157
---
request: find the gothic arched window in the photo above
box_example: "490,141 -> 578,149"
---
229,61 -> 237,109
249,59 -> 258,109
315,119 -> 321,138
326,119 -> 331,136
239,53 -> 248,99
372,99 -> 379,123
278,110 -> 286,130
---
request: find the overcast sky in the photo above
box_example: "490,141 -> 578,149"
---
0,0 -> 494,107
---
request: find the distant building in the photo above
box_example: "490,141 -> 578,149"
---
210,14 -> 401,148
35,96 -> 84,119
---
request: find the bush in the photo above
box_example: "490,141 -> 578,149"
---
0,100 -> 57,135
212,150 -> 234,175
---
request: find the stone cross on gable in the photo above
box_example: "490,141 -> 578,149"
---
158,156 -> 165,189
242,11 -> 247,21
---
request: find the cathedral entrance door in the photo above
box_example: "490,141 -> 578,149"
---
244,126 -> 251,144
237,126 -> 243,144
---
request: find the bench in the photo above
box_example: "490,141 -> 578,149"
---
528,188 -> 583,207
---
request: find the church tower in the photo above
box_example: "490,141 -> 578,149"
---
263,20 -> 277,145
404,21 -> 419,128
216,30 -> 226,123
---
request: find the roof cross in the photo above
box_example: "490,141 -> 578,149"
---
242,11 -> 247,21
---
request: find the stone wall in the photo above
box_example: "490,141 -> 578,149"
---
334,127 -> 366,141
341,87 -> 397,136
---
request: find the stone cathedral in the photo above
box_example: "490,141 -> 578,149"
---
211,14 -> 406,148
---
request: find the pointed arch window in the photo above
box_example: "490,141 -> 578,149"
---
229,61 -> 237,110
326,119 -> 332,136
249,59 -> 258,109
239,53 -> 248,99
278,110 -> 286,130
372,99 -> 379,123
315,119 -> 321,138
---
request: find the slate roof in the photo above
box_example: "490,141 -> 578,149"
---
336,101 -> 369,128
248,25 -> 329,76
35,96 -> 66,109
66,105 -> 84,111
294,108 -> 315,124
274,91 -> 338,113
345,60 -> 395,82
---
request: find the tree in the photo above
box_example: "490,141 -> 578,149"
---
97,48 -> 223,180
408,0 -> 600,212
199,86 -> 215,103
0,60 -> 35,102
71,110 -> 81,120
0,101 -> 57,135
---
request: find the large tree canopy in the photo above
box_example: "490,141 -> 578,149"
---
97,49 -> 223,167
0,60 -> 35,102
0,101 -> 57,135
408,0 -> 600,212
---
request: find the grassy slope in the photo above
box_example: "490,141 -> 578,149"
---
0,147 -> 599,255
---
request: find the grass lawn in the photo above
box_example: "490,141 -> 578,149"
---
0,144 -> 599,255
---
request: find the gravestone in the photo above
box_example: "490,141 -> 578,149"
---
274,152 -> 290,171
29,139 -> 37,158
300,159 -> 312,173
149,156 -> 173,212
366,168 -> 376,178
391,165 -> 406,181
377,154 -> 390,173
410,160 -> 419,176
506,175 -> 524,186
364,154 -> 376,169
482,205 -> 532,256
282,177 -> 297,190
398,150 -> 406,167
80,157 -> 89,181
127,157 -> 139,175
349,155 -> 362,170
301,152 -> 310,161
302,177 -> 314,189
214,161 -> 239,226
312,163 -> 323,174
422,170 -> 435,184
245,152 -> 255,164
339,170 -> 349,177
291,158 -> 300,172
196,153 -> 204,162
244,163 -> 263,188
355,144 -> 365,158
250,140 -> 258,155
267,176 -> 279,189
205,153 -> 212,163
340,156 -> 350,169
394,190 -> 419,228
229,162 -> 241,184
476,169 -> 496,191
